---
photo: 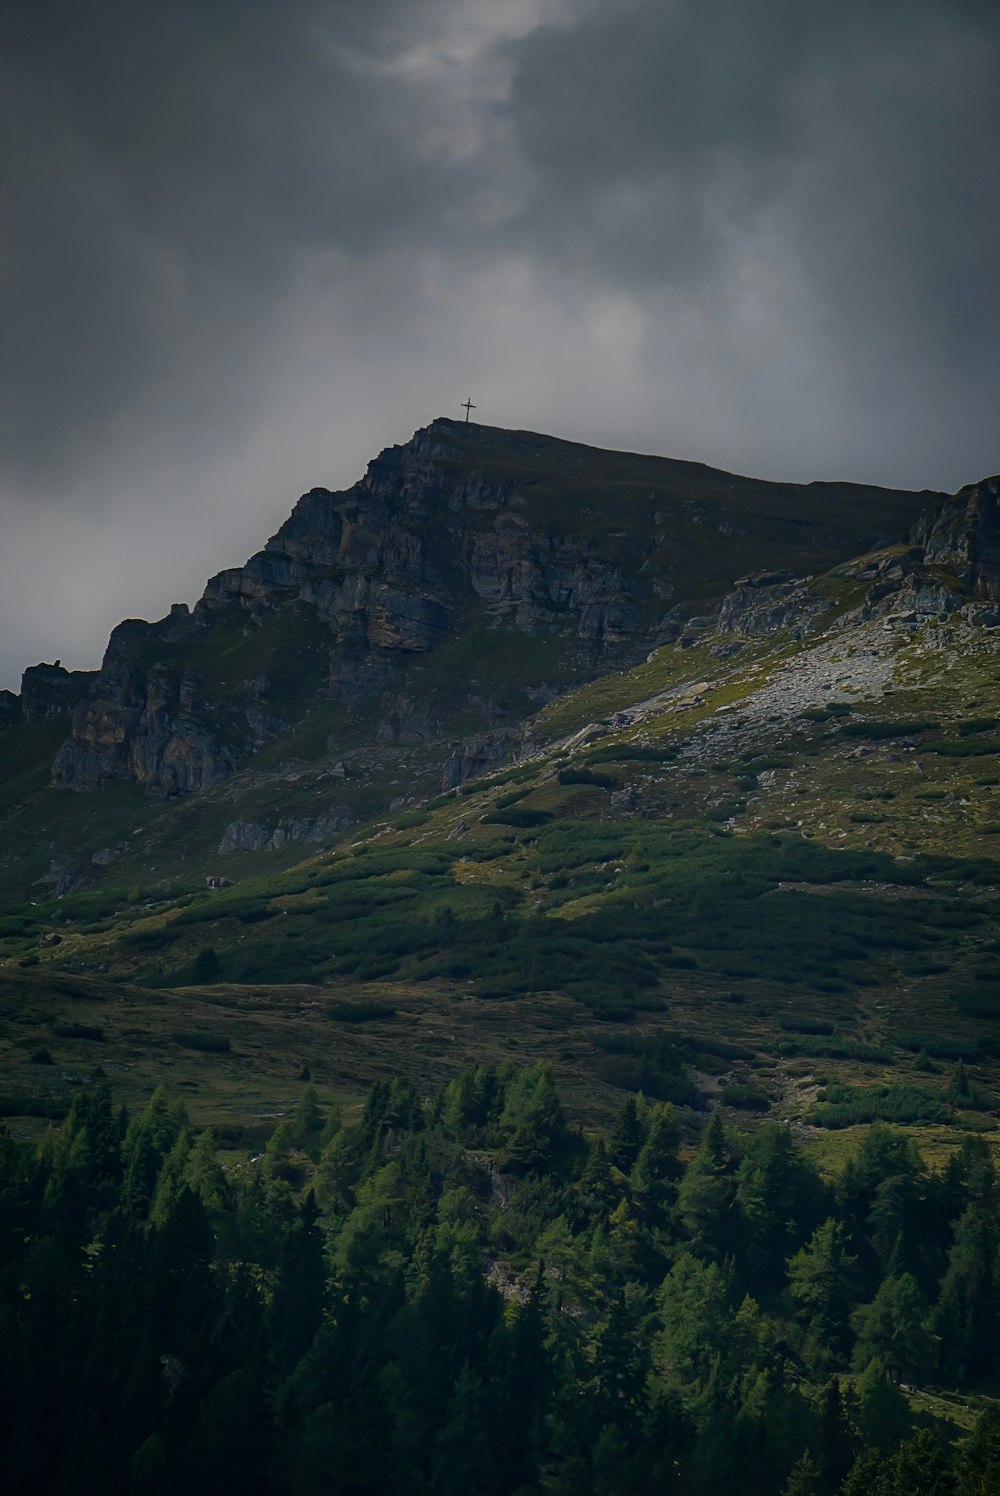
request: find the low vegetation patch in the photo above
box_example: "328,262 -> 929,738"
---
171,1031 -> 231,1053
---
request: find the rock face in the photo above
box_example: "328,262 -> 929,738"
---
47,418 -> 941,800
717,571 -> 824,639
0,692 -> 19,731
4,664 -> 96,726
53,619 -> 241,796
217,814 -> 352,855
442,734 -> 518,789
915,476 -> 1000,600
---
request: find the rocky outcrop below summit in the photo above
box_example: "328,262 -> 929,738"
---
0,691 -> 20,731
53,619 -> 242,796
0,663 -> 96,731
217,812 -> 353,856
716,571 -> 825,639
44,418 -> 941,801
915,476 -> 1000,601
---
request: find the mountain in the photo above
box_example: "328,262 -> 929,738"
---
0,418 -> 941,900
6,430 -> 1000,1496
3,419 -> 1000,1148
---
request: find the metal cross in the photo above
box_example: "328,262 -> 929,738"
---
461,398 -> 476,423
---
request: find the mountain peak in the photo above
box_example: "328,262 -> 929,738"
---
0,421 -> 957,896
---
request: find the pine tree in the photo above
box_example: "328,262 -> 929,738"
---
840,1447 -> 895,1496
119,1087 -> 186,1220
630,1102 -> 680,1227
432,1362 -> 498,1495
267,1190 -> 327,1371
675,1111 -> 738,1261
609,1095 -> 645,1173
955,1401 -> 1000,1496
652,1252 -> 730,1402
854,1359 -> 911,1452
591,1292 -> 649,1432
814,1376 -> 855,1491
289,1084 -> 325,1154
851,1273 -> 933,1383
931,1197 -> 1000,1384
314,1126 -> 362,1216
150,1127 -> 193,1227
890,1428 -> 953,1496
782,1450 -> 824,1496
736,1126 -> 823,1291
183,1128 -> 229,1214
190,945 -> 220,983
499,1063 -> 568,1173
788,1217 -> 857,1372
949,1058 -> 970,1100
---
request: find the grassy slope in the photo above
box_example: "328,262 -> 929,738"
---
0,425 -> 937,900
3,558 -> 1000,1178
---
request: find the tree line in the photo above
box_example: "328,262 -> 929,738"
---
0,1064 -> 998,1494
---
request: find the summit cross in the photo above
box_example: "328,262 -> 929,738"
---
461,398 -> 476,423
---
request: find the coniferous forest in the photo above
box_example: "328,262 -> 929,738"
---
2,1067 -> 998,1496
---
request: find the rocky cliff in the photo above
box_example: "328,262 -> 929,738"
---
40,419 -> 939,800
0,663 -> 96,729
915,475 -> 1000,600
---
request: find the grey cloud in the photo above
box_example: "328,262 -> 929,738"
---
1,0 -> 487,481
1,0 -> 998,689
499,0 -> 1000,474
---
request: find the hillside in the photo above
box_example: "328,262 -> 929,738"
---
5,430 -> 1000,1495
0,419 -> 939,904
3,459 -> 1000,1168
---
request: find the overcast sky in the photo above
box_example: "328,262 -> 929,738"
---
2,0 -> 999,690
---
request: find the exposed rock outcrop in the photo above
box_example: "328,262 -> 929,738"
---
0,691 -> 20,731
54,619 -> 240,796
46,419 -> 943,801
217,813 -> 352,855
915,476 -> 1000,600
19,663 -> 95,724
717,571 -> 824,638
442,734 -> 519,789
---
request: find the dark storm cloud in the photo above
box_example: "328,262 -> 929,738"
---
1,0 -> 999,688
500,0 -> 1000,465
1,0 -> 487,479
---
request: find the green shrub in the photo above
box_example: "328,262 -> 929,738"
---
926,739 -> 1000,757
394,808 -> 431,828
809,1083 -> 946,1128
481,807 -> 552,828
494,788 -> 532,809
0,1094 -> 68,1119
327,1001 -> 397,1023
172,1031 -> 231,1053
780,1016 -> 835,1035
557,767 -> 615,788
587,744 -> 677,764
592,1033 -> 700,1104
839,719 -> 938,739
120,925 -> 183,952
900,1034 -> 986,1060
720,1083 -> 770,1111
238,906 -> 276,925
52,1022 -> 104,1041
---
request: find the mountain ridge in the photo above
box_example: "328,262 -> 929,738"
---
3,418 -> 946,770
3,428 -> 1000,1182
2,421 -> 999,918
